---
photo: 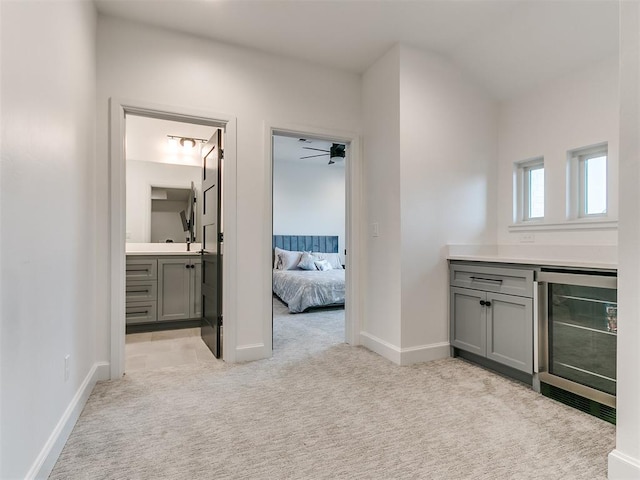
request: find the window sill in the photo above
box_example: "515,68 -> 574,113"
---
508,219 -> 618,232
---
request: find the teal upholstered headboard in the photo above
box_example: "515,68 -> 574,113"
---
272,235 -> 338,253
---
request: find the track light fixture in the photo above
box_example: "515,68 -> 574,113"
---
167,135 -> 208,151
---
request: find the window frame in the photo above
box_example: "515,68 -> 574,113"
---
567,143 -> 608,220
514,157 -> 545,223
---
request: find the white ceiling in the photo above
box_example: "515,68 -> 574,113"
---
95,0 -> 619,100
126,115 -> 217,167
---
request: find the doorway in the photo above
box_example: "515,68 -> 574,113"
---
123,114 -> 220,371
109,99 -> 237,379
267,126 -> 361,356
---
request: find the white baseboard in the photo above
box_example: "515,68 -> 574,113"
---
234,343 -> 267,363
360,332 -> 450,366
608,449 -> 640,479
360,332 -> 402,364
399,342 -> 450,365
27,361 -> 110,480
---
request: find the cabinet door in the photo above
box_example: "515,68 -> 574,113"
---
190,259 -> 202,319
450,287 -> 486,356
158,259 -> 191,321
486,292 -> 533,373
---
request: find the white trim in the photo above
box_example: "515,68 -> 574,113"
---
26,362 -> 110,480
264,122 -> 362,356
360,332 -> 402,364
508,219 -> 618,232
109,98 -> 238,378
608,449 -> 640,479
399,342 -> 450,365
235,343 -> 268,363
360,332 -> 450,365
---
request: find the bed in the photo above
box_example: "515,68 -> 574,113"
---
272,235 -> 345,313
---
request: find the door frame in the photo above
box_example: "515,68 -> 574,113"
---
265,122 -> 362,350
109,98 -> 238,379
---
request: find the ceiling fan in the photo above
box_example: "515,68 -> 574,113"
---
300,143 -> 346,164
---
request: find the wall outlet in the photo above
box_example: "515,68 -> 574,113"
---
371,222 -> 379,237
520,233 -> 535,243
64,354 -> 70,382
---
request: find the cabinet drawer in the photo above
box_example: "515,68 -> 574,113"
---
126,280 -> 157,303
125,302 -> 157,324
450,263 -> 534,298
126,259 -> 157,281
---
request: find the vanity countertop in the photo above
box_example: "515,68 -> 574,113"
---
126,243 -> 202,256
127,250 -> 201,256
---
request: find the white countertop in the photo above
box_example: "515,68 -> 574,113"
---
126,243 -> 202,256
127,250 -> 201,256
447,244 -> 617,270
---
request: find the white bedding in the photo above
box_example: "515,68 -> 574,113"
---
272,269 -> 345,313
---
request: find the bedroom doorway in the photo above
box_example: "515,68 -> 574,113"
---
271,133 -> 348,355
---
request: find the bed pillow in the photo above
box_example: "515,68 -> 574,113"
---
314,259 -> 332,271
312,252 -> 343,270
297,251 -> 317,270
274,247 -> 302,270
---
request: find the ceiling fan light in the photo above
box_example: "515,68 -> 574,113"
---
329,143 -> 346,163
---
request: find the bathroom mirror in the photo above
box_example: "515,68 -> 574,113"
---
126,160 -> 202,244
125,114 -> 214,244
150,183 -> 197,243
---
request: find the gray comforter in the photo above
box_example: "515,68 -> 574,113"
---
272,269 -> 345,313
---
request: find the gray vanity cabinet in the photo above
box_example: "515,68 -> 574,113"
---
158,257 -> 201,321
450,263 -> 534,374
126,258 -> 159,324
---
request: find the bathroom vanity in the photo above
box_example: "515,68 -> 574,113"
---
126,247 -> 202,332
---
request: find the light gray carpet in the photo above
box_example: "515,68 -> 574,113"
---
50,299 -> 614,479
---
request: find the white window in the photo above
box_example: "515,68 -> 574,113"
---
568,144 -> 608,219
514,157 -> 544,222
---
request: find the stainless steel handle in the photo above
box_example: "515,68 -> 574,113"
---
470,276 -> 503,284
537,271 -> 617,289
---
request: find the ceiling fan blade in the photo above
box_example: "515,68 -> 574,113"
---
300,153 -> 328,159
302,147 -> 330,153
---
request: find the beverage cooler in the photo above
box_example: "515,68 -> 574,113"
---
537,269 -> 617,417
